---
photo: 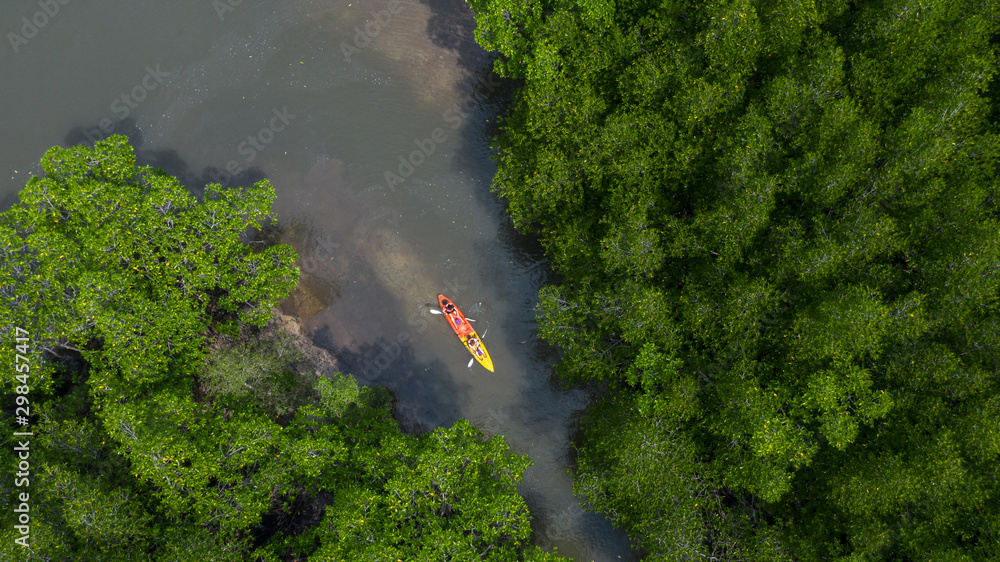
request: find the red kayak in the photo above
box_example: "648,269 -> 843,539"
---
438,294 -> 494,372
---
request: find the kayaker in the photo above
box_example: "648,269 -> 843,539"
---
467,336 -> 483,356
443,302 -> 464,328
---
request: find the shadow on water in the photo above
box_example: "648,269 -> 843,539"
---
418,0 -> 522,203
418,0 -> 555,380
64,118 -> 267,198
450,67 -> 523,210
410,4 -> 644,560
0,191 -> 18,212
312,325 -> 466,435
419,0 -> 492,77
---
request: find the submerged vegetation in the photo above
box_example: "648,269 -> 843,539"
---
468,0 -> 1000,558
0,137 -> 565,560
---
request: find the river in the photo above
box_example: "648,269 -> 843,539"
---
0,1 -> 639,559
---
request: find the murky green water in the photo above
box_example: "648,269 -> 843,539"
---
0,1 -> 639,559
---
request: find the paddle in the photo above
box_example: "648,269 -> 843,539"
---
428,308 -> 475,322
425,303 -> 486,368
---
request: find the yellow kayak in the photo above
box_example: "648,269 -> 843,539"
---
438,294 -> 494,372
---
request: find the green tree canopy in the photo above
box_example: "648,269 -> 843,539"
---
0,137 -> 566,560
469,0 -> 1000,558
0,134 -> 299,391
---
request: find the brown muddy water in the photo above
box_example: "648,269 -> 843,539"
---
0,1 -> 640,559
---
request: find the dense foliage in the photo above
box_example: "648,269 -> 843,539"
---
468,0 -> 1000,558
0,137 -> 562,560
